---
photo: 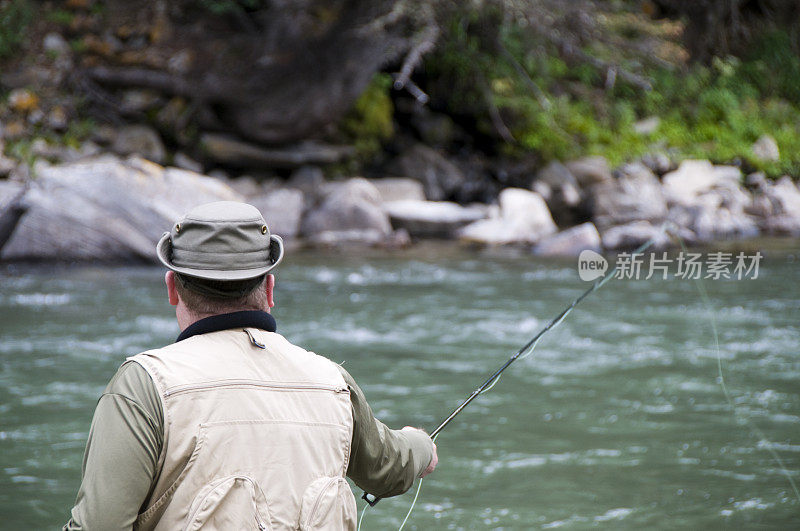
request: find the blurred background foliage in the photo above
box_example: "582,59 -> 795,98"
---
1,0 -> 799,177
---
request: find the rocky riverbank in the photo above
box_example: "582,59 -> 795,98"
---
1,149 -> 798,264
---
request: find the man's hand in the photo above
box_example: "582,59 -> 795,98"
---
402,426 -> 438,478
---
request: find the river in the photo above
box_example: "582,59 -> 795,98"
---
1,242 -> 798,529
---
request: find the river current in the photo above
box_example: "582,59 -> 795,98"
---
1,243 -> 798,529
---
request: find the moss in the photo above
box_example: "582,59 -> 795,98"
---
339,73 -> 395,161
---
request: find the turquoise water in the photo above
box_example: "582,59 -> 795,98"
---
1,243 -> 798,529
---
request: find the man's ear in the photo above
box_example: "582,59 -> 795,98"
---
165,271 -> 179,306
265,274 -> 275,309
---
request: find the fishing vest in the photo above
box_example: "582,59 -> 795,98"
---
127,328 -> 357,530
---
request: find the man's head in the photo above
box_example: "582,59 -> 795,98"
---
156,201 -> 283,324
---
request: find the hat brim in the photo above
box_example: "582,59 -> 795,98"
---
156,232 -> 284,281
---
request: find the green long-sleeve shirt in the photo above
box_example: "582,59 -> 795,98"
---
64,360 -> 433,530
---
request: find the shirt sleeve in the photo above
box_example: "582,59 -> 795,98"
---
337,365 -> 434,498
64,361 -> 164,531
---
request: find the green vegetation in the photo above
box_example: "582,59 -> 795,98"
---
0,0 -> 33,59
424,10 -> 800,178
339,73 -> 395,161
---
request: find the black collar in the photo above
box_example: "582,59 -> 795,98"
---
176,310 -> 277,343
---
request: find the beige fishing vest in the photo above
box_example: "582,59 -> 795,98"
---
127,327 -> 356,530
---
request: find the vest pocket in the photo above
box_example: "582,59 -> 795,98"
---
184,474 -> 272,531
298,476 -> 357,530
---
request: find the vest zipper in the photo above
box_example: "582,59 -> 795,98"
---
164,380 -> 349,398
304,476 -> 341,528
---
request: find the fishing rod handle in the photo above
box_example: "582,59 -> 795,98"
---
362,491 -> 382,506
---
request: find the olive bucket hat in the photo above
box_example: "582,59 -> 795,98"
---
156,201 -> 284,281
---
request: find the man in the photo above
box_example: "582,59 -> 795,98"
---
65,201 -> 437,530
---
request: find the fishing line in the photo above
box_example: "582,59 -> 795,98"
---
359,230 -> 666,529
674,238 -> 800,503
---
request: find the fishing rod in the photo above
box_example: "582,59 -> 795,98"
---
362,235 -> 662,507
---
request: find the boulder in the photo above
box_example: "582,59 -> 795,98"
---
532,161 -> 582,226
384,200 -> 485,238
749,176 -> 800,235
0,154 -> 243,263
752,135 -> 780,162
600,221 -> 671,250
200,133 -> 354,169
111,125 -> 166,164
249,188 -> 305,239
390,144 -> 465,200
588,162 -> 667,229
533,222 -> 601,256
633,116 -> 660,135
661,160 -> 741,206
565,156 -> 612,187
370,177 -> 426,202
300,178 -> 391,242
458,188 -> 556,245
661,161 -> 759,241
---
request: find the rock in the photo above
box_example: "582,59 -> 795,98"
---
601,221 -> 671,250
43,32 -> 70,55
0,151 -> 17,178
301,178 -> 391,241
173,152 -> 203,173
306,229 -> 389,247
661,160 -> 741,206
384,200 -> 485,238
200,133 -> 354,168
458,188 -> 556,245
752,135 -> 780,162
288,166 -> 325,194
225,175 -> 262,199
8,89 -> 39,114
532,161 -> 582,226
390,144 -> 465,201
120,90 -> 164,114
1,154 -> 243,263
750,176 -> 800,235
533,222 -> 602,256
47,106 -> 68,131
370,178 -> 425,202
640,152 -> 674,175
534,161 -> 578,188
112,125 -> 166,164
2,120 -> 27,140
565,156 -> 612,187
249,188 -> 305,239
588,162 -> 667,229
0,181 -> 28,254
633,116 -> 660,135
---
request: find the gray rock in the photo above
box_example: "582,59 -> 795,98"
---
588,162 -> 667,229
458,188 -> 556,245
565,156 -> 612,187
301,178 -> 391,240
43,32 -> 70,55
533,222 -> 601,256
661,160 -> 741,206
601,221 -> 671,250
1,154 -> 243,263
225,175 -> 263,199
752,135 -> 780,162
120,90 -> 164,114
112,125 -> 166,164
384,200 -> 485,238
0,151 -> 17,178
172,152 -> 203,173
534,161 -> 578,188
640,152 -> 674,175
390,144 -> 465,200
249,188 -> 305,239
200,133 -> 354,169
750,176 -> 800,235
370,177 -> 425,202
633,116 -> 660,135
